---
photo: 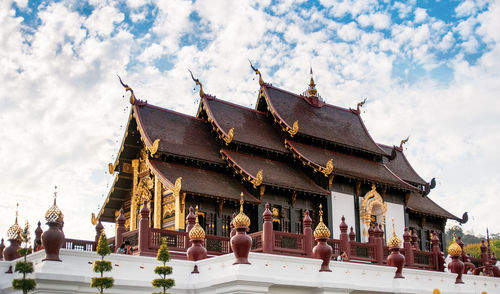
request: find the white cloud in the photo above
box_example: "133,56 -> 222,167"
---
357,12 -> 391,30
414,7 -> 427,23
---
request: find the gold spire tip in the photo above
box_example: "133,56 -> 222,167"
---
240,192 -> 244,212
392,217 -> 395,233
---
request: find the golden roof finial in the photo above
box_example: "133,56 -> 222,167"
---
357,98 -> 367,112
117,75 -> 136,105
195,205 -> 199,224
387,217 -> 402,248
249,60 -> 264,86
233,192 -> 250,228
399,136 -> 409,149
188,69 -> 205,98
307,67 -> 318,98
7,203 -> 23,241
313,204 -> 330,239
45,185 -> 64,223
16,202 -> 19,222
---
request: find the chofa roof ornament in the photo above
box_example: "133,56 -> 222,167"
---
357,98 -> 367,112
188,69 -> 205,98
249,60 -> 264,86
118,75 -> 137,105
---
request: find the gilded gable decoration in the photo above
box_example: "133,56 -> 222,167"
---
189,69 -> 205,98
148,139 -> 160,155
251,170 -> 263,188
118,75 -> 136,105
223,128 -> 234,145
249,60 -> 264,86
360,184 -> 387,237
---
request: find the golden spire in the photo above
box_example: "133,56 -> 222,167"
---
447,229 -> 462,256
387,217 -> 402,248
249,60 -> 264,86
118,75 -> 136,105
7,203 -> 23,241
189,205 -> 206,240
188,69 -> 205,98
306,67 -> 318,98
45,186 -> 64,223
233,192 -> 250,228
313,204 -> 331,239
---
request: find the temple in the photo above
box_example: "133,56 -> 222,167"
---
96,67 -> 464,253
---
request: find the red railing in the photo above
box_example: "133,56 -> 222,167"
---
413,251 -> 436,270
349,241 -> 376,262
250,232 -> 263,252
327,238 -> 342,257
204,235 -> 231,255
273,231 -> 305,256
149,228 -> 187,251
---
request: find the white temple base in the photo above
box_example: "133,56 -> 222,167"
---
0,249 -> 498,294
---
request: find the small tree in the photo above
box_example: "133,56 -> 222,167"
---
152,237 -> 174,294
90,233 -> 114,293
12,221 -> 36,294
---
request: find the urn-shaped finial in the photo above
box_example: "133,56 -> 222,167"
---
313,204 -> 330,239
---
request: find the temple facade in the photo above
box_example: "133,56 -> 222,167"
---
95,68 -> 465,252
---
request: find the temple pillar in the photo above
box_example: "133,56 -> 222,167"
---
303,210 -> 313,257
262,203 -> 273,254
353,190 -> 361,242
153,175 -> 162,228
130,159 -> 139,230
138,200 -> 150,255
174,192 -> 186,230
115,208 -> 126,252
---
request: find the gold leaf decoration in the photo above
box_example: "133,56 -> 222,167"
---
91,213 -> 98,226
289,120 -> 299,136
224,128 -> 234,145
108,163 -> 115,174
251,169 -> 263,188
148,139 -> 160,155
173,177 -> 182,196
321,158 -> 334,177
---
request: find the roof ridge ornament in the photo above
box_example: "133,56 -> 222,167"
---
188,69 -> 205,98
399,136 -> 409,149
357,98 -> 367,112
307,67 -> 318,98
118,75 -> 137,105
249,60 -> 264,86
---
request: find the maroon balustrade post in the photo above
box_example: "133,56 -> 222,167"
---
187,210 -> 207,274
403,228 -> 414,267
368,224 -> 374,243
58,220 -> 66,249
231,194 -> 252,265
303,210 -> 313,257
457,236 -> 465,262
480,240 -> 487,269
0,239 -> 5,260
374,223 -> 384,265
386,220 -> 405,279
448,234 -> 464,284
185,206 -> 196,249
115,208 -> 126,253
42,196 -> 64,262
431,232 -> 441,271
312,205 -> 332,272
339,216 -> 349,256
138,200 -> 150,255
411,229 -> 419,250
262,203 -> 273,254
94,221 -> 104,251
34,221 -> 43,251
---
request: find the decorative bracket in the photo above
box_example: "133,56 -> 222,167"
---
251,170 -> 263,188
223,128 -> 234,145
148,139 -> 160,155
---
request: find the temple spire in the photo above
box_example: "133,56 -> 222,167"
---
307,67 -> 318,98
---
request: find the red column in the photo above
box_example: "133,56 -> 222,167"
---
431,231 -> 441,270
374,223 -> 384,265
262,203 -> 273,254
138,200 -> 150,255
368,224 -> 374,243
339,216 -> 349,256
403,227 -> 414,267
303,210 -> 313,257
115,208 -> 126,253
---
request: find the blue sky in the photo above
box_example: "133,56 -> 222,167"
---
1,0 -> 500,240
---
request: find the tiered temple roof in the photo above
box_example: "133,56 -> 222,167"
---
98,72 -> 460,224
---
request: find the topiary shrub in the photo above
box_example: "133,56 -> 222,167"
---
12,221 -> 36,294
152,237 -> 175,294
90,233 -> 114,293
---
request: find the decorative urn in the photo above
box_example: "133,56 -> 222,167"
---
187,206 -> 208,273
447,232 -> 464,284
386,218 -> 405,278
41,190 -> 64,262
230,193 -> 252,265
4,216 -> 23,262
312,204 -> 332,272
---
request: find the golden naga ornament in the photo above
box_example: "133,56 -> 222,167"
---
108,162 -> 116,174
45,186 -> 64,223
313,204 -> 331,239
118,75 -> 136,105
447,231 -> 462,256
233,192 -> 251,228
223,128 -> 234,145
148,139 -> 160,155
387,217 -> 402,248
249,60 -> 264,86
189,206 -> 206,240
91,213 -> 98,226
188,69 -> 205,98
320,158 -> 334,177
251,170 -> 263,188
288,120 -> 299,136
357,98 -> 367,112
7,203 -> 23,241
399,136 -> 409,149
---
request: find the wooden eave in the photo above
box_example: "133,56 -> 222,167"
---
284,139 -> 333,177
197,96 -> 234,145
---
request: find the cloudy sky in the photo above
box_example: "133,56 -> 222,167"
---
1,0 -> 499,241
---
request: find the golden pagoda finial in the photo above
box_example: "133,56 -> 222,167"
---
15,202 -> 19,223
189,204 -> 206,240
117,75 -> 136,105
45,185 -> 64,223
399,136 -> 409,149
53,185 -> 57,205
233,192 -> 251,228
306,67 -> 318,98
387,217 -> 402,248
313,204 -> 331,239
7,203 -> 23,241
195,205 -> 199,224
447,228 -> 462,256
249,60 -> 264,86
357,98 -> 367,112
240,192 -> 244,213
188,69 -> 205,98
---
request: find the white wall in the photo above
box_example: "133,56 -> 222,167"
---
385,202 -> 405,242
331,191 -> 355,239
